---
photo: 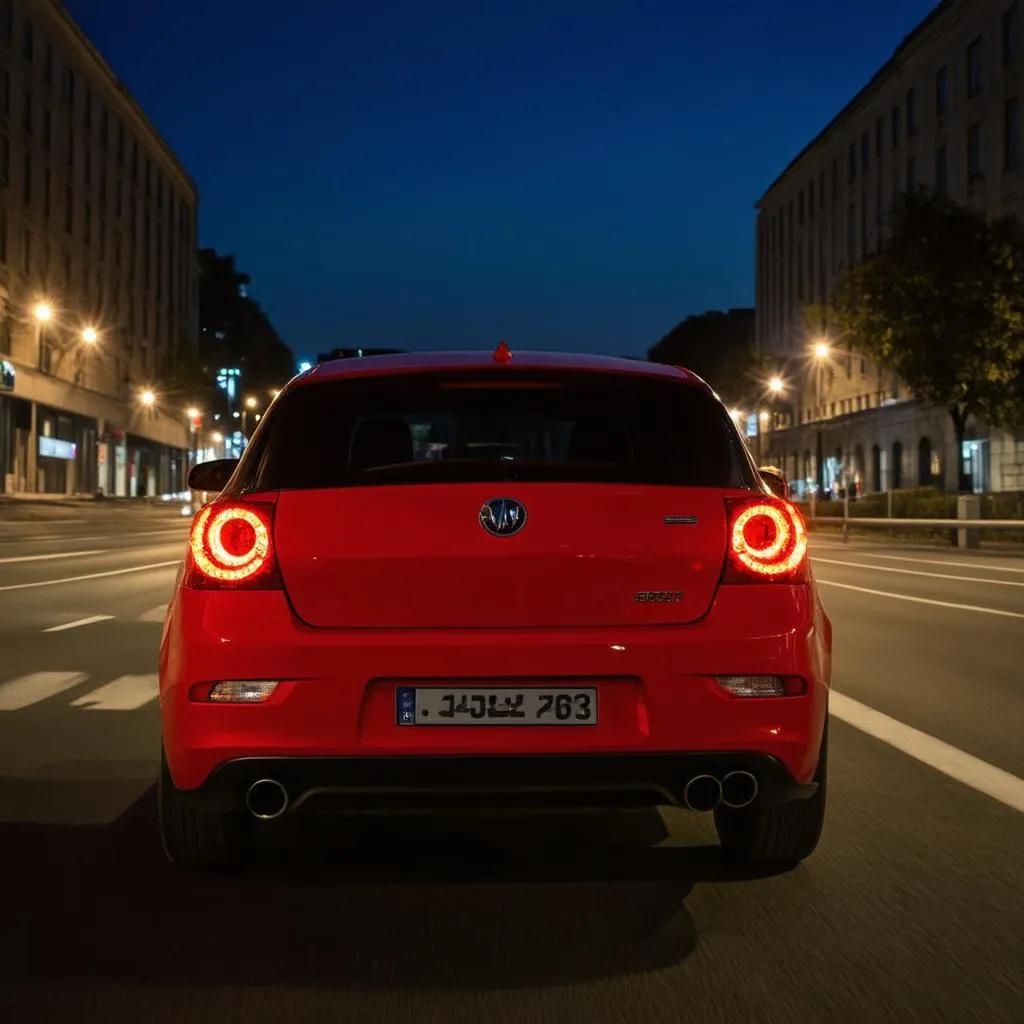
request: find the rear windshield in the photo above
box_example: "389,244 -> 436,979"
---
238,370 -> 756,491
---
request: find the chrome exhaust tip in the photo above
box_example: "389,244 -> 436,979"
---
683,774 -> 723,812
245,778 -> 289,820
721,770 -> 759,809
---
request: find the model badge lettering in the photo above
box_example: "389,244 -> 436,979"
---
635,591 -> 685,603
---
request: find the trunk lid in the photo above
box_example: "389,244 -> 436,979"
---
274,483 -> 728,629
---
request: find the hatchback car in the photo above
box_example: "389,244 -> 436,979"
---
159,347 -> 831,869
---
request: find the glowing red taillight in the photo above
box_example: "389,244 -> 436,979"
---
722,497 -> 808,583
184,501 -> 280,589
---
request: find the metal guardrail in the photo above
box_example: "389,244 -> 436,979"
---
807,517 -> 1024,529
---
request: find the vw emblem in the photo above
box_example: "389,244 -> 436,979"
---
479,497 -> 527,537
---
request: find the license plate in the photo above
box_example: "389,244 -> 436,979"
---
396,687 -> 598,726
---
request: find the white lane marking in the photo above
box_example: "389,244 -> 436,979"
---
0,518 -> 86,526
138,604 -> 167,622
0,561 -> 179,591
43,614 -> 115,632
0,671 -> 89,710
814,557 -> 1024,588
831,692 -> 1024,814
815,549 -> 1024,574
0,549 -> 104,564
817,579 -> 1024,619
0,528 -> 187,547
71,674 -> 158,711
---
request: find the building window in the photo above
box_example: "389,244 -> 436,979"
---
63,67 -> 75,104
63,251 -> 71,284
846,202 -> 855,264
848,142 -> 857,183
875,116 -> 883,157
936,145 -> 948,193
1004,3 -> 1019,65
968,122 -> 984,178
798,189 -> 805,224
860,194 -> 868,251
43,43 -> 52,85
22,18 -> 33,60
65,186 -> 73,232
0,72 -> 8,116
808,178 -> 815,216
906,88 -> 917,135
891,106 -> 900,148
876,178 -> 884,224
68,126 -> 74,168
100,107 -> 109,143
42,107 -> 51,148
906,156 -> 917,192
1005,98 -> 1020,168
117,121 -> 125,162
818,170 -> 825,210
22,229 -> 31,273
22,88 -> 31,133
22,154 -> 30,204
43,167 -> 50,218
0,136 -> 8,186
84,202 -> 91,245
84,148 -> 92,185
967,37 -> 983,96
935,67 -> 948,115
860,131 -> 869,171
84,88 -> 92,127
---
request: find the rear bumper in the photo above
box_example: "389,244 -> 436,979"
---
160,584 -> 831,796
185,752 -> 818,814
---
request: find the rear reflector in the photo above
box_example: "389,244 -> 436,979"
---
202,680 -> 279,703
715,675 -> 806,698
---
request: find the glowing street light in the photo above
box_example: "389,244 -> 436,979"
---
211,431 -> 223,444
813,341 -> 831,360
33,302 -> 53,322
187,407 -> 200,420
140,389 -> 156,407
245,395 -> 258,409
81,326 -> 98,344
768,376 -> 784,394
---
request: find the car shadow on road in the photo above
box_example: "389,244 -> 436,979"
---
1,784 -> 791,991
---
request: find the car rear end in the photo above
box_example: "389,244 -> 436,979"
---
159,355 -> 831,868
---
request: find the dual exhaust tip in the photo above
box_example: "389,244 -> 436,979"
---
683,771 -> 758,812
245,771 -> 758,819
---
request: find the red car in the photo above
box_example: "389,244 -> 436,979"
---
159,347 -> 831,869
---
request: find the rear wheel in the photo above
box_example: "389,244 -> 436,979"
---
714,720 -> 828,867
158,749 -> 245,870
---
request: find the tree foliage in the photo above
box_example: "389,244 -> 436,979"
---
830,191 -> 1024,487
647,308 -> 766,407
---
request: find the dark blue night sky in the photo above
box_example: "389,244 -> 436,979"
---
67,0 -> 937,363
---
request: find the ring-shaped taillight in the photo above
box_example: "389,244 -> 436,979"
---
189,503 -> 274,583
728,500 -> 807,578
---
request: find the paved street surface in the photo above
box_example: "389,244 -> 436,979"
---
0,506 -> 1022,1022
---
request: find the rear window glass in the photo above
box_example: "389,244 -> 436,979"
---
238,370 -> 755,490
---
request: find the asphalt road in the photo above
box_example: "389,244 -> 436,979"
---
0,506 -> 1022,1023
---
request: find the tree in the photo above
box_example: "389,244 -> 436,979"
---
831,191 -> 1024,490
647,308 -> 767,407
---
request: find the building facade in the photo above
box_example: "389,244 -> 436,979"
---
0,0 -> 198,496
755,0 -> 1024,497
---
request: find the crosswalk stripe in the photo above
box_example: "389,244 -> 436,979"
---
70,674 -> 158,711
138,604 -> 167,622
0,671 -> 89,710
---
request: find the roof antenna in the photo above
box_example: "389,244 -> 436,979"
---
493,339 -> 512,364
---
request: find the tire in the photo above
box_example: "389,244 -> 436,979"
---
714,719 -> 828,867
158,748 -> 244,870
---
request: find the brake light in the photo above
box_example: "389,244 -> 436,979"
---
722,497 -> 808,583
184,501 -> 280,589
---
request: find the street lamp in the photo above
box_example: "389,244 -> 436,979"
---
813,340 -> 830,361
81,326 -> 98,344
140,389 -> 155,407
187,407 -> 200,420
33,302 -> 53,322
245,396 -> 258,410
768,375 -> 784,395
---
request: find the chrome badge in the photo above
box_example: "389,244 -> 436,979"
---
479,497 -> 527,537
